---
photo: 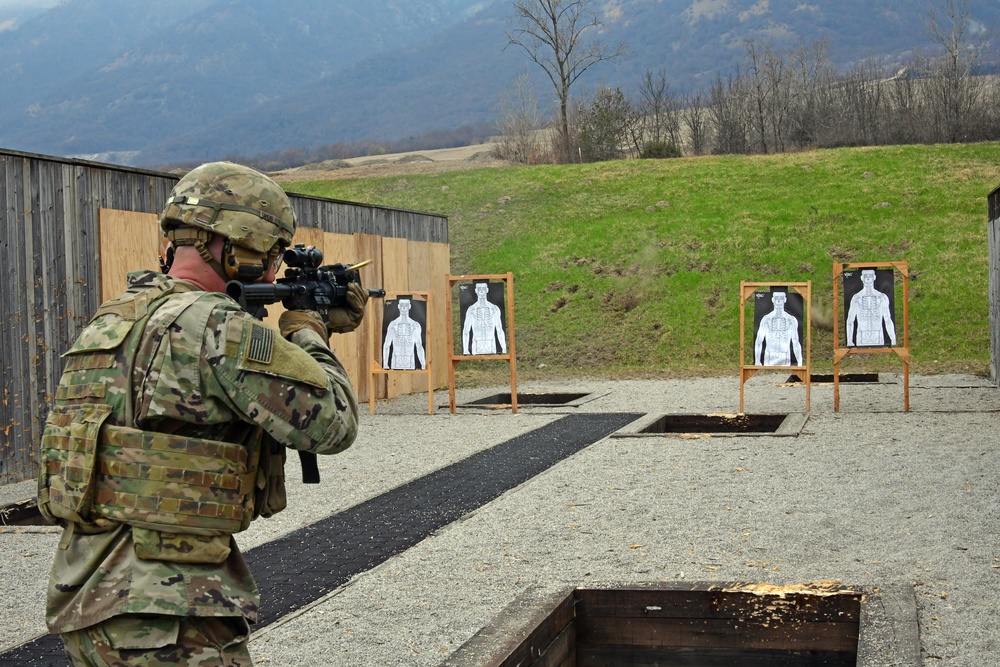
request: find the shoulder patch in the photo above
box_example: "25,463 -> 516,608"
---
246,323 -> 274,364
237,322 -> 328,391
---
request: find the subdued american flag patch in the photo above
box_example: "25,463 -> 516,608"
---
247,323 -> 274,364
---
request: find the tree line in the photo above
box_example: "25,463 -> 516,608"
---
497,0 -> 1000,164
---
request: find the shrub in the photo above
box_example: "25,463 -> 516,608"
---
640,140 -> 682,159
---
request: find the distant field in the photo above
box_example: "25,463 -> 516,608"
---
284,143 -> 1000,378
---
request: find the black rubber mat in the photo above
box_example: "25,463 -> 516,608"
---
0,412 -> 640,665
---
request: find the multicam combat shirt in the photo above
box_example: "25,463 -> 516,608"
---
46,270 -> 359,633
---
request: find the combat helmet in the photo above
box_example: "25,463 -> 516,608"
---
159,161 -> 296,281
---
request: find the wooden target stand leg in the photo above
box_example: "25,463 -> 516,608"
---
739,281 -> 812,413
447,273 -> 518,414
832,262 -> 910,412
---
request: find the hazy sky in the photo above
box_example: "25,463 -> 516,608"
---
0,0 -> 59,8
0,0 -> 58,29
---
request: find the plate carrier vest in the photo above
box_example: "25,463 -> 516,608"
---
37,279 -> 283,557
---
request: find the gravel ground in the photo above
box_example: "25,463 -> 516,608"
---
2,373 -> 998,665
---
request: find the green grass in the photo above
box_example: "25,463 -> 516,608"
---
286,143 -> 1000,378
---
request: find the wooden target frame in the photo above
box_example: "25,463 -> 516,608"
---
833,261 -> 910,412
369,291 -> 434,414
447,273 -> 518,414
740,281 -> 812,413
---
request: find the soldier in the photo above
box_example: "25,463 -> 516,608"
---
36,162 -> 367,666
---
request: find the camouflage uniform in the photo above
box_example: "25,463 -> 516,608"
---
39,269 -> 358,665
61,616 -> 252,666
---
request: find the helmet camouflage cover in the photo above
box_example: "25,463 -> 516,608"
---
159,161 -> 296,254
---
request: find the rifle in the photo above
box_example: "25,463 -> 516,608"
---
226,244 -> 385,484
226,244 -> 386,324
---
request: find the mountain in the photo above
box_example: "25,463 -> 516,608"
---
0,0 -> 998,166
0,1 -> 214,114
0,0 -> 488,159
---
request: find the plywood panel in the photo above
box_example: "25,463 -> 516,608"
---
382,237 -> 411,293
382,237 -> 411,398
407,241 -> 438,400
98,209 -> 163,302
323,232 -> 365,267
404,242 -> 433,395
429,242 -> 451,389
407,242 -> 431,291
356,234 -> 384,403
322,232 -> 362,397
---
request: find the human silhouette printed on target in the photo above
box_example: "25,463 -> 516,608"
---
753,289 -> 804,366
844,268 -> 896,347
459,281 -> 507,355
381,297 -> 427,370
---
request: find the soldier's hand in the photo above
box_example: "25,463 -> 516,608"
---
326,282 -> 369,334
279,310 -> 328,340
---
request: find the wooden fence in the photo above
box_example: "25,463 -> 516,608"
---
0,149 -> 449,484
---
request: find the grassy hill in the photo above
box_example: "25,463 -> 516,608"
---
284,143 -> 1000,379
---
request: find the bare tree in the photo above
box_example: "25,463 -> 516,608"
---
709,70 -> 751,155
884,63 -> 928,145
635,68 -> 681,153
506,0 -> 625,162
787,38 -> 835,148
836,58 -> 889,146
681,92 -> 708,156
744,40 -> 773,153
743,40 -> 795,154
924,0 -> 993,142
762,45 -> 793,152
494,72 -> 546,164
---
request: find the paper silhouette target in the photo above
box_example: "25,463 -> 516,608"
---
843,268 -> 896,348
458,281 -> 507,356
381,296 -> 428,370
752,288 -> 805,366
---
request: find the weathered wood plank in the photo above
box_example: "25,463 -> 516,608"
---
575,587 -> 861,623
531,621 -> 577,667
442,588 -> 577,667
575,615 -> 859,653
578,645 -> 856,667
